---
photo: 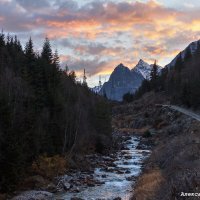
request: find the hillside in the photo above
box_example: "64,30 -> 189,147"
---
0,33 -> 112,194
112,92 -> 200,200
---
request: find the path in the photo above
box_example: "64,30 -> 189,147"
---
162,105 -> 200,122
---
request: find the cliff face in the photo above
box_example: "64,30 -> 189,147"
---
99,63 -> 144,101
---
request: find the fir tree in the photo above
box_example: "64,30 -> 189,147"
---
150,60 -> 159,90
41,37 -> 53,63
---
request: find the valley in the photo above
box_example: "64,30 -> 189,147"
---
1,9 -> 200,199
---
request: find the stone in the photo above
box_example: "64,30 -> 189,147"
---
102,174 -> 107,178
63,182 -> 72,191
113,197 -> 122,200
126,176 -> 136,181
71,198 -> 84,200
11,191 -> 53,200
46,183 -> 57,193
125,170 -> 131,174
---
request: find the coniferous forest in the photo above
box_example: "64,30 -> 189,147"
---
0,33 -> 112,192
129,42 -> 200,109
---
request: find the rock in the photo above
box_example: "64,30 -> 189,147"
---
87,182 -> 95,187
102,174 -> 107,178
71,187 -> 80,193
71,198 -> 84,200
113,197 -> 122,200
125,170 -> 131,174
46,183 -> 57,193
63,182 -> 72,191
11,191 -> 53,200
124,155 -> 132,159
116,170 -> 124,174
126,176 -> 136,181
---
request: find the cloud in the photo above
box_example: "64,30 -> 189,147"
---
65,57 -> 107,76
15,0 -> 50,9
1,0 -> 200,85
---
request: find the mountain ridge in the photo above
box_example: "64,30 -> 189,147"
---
98,60 -> 160,101
166,39 -> 200,68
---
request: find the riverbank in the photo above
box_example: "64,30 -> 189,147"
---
9,133 -> 151,200
120,92 -> 200,200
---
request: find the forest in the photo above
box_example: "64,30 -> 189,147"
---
126,42 -> 200,108
0,32 -> 112,192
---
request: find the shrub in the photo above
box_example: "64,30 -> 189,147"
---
31,155 -> 67,179
143,130 -> 152,138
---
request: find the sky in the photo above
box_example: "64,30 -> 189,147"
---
0,0 -> 200,86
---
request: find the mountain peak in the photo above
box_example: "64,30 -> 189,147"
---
138,59 -> 146,64
114,63 -> 130,73
116,63 -> 126,68
132,59 -> 162,80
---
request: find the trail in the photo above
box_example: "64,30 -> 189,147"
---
162,105 -> 200,122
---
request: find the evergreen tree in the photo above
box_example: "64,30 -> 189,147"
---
25,37 -> 34,59
0,30 -> 5,47
53,49 -> 60,70
82,69 -> 87,87
150,60 -> 159,90
41,37 -> 52,63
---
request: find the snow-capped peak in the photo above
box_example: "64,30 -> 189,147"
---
132,59 -> 162,80
132,59 -> 151,80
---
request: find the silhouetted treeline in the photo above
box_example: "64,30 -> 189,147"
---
0,33 -> 112,192
126,41 -> 200,108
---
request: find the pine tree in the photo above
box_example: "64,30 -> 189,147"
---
69,71 -> 76,83
53,49 -> 60,70
25,37 -> 34,59
41,37 -> 53,64
0,30 -> 5,47
82,68 -> 87,86
150,60 -> 159,90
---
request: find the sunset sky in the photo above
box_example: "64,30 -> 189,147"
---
0,0 -> 200,86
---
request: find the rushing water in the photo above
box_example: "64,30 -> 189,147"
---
55,136 -> 150,200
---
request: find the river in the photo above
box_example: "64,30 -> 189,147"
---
55,136 -> 150,200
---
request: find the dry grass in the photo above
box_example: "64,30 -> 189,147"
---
31,155 -> 67,179
133,169 -> 165,200
132,117 -> 200,200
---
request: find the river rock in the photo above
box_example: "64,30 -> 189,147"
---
45,183 -> 57,193
113,197 -> 122,200
116,170 -> 124,174
71,198 -> 84,200
63,182 -> 72,191
126,176 -> 136,181
71,187 -> 80,193
125,170 -> 131,174
11,191 -> 53,200
102,174 -> 107,178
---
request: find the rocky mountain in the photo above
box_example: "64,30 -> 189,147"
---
132,59 -> 162,80
99,63 -> 144,101
98,59 -> 162,101
166,40 -> 200,68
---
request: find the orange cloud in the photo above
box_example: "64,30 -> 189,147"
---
1,0 -> 200,81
